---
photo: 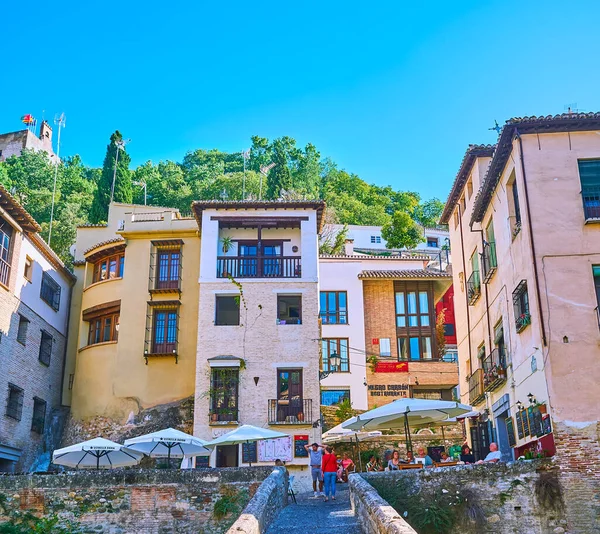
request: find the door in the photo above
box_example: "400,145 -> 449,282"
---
277,370 -> 303,422
469,421 -> 491,461
495,413 -> 513,462
239,243 -> 258,276
262,243 -> 282,276
216,445 -> 239,467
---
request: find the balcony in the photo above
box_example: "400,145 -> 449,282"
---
468,368 -> 485,405
467,271 -> 481,305
482,348 -> 507,392
268,399 -> 312,424
482,242 -> 497,283
0,257 -> 9,287
217,256 -> 301,279
583,186 -> 600,222
209,408 -> 239,424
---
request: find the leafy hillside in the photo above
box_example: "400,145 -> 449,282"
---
0,132 -> 443,266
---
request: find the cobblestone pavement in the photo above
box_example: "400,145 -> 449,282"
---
266,484 -> 363,534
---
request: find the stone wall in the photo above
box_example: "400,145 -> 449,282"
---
361,461 -> 570,534
226,467 -> 288,534
0,467 -> 275,534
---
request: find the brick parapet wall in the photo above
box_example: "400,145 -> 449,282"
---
0,467 -> 276,534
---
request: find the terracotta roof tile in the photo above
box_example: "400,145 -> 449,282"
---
358,269 -> 452,279
83,237 -> 126,256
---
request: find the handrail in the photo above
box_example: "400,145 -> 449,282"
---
268,399 -> 312,424
217,256 -> 301,278
466,271 -> 481,304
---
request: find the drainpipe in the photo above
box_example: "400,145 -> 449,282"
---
469,224 -> 493,350
515,130 -> 548,346
457,205 -> 473,372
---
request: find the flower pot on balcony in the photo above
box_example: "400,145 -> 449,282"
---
297,412 -> 304,422
537,404 -> 547,414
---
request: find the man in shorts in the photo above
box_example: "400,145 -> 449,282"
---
304,442 -> 325,497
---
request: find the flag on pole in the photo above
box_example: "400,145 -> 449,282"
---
21,114 -> 35,125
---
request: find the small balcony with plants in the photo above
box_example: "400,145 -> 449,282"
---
268,398 -> 312,425
468,368 -> 485,406
482,348 -> 507,392
467,271 -> 481,305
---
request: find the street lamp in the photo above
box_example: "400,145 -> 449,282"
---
110,138 -> 131,203
319,351 -> 341,380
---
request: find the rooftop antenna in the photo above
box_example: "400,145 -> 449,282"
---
259,162 -> 276,200
220,188 -> 229,201
47,112 -> 66,247
241,149 -> 250,200
564,103 -> 579,115
488,120 -> 501,135
110,137 -> 131,203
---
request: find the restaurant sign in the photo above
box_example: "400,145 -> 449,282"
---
374,361 -> 409,373
368,384 -> 409,397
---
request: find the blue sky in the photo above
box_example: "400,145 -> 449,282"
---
2,0 -> 600,200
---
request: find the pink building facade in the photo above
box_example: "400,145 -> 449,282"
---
442,114 -> 600,532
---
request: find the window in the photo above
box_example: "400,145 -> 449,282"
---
277,295 -> 301,325
509,176 -> 522,236
92,253 -> 125,283
395,281 -> 436,361
578,160 -> 600,220
156,250 -> 180,289
321,338 -> 349,372
483,220 -> 497,280
24,257 -> 33,282
370,235 -> 381,244
513,280 -> 530,332
594,265 -> 600,308
40,272 -> 61,311
17,315 -> 29,345
427,237 -> 439,248
38,331 -> 53,366
319,291 -> 347,324
460,195 -> 466,212
395,288 -> 431,327
494,321 -> 508,365
453,210 -> 460,229
215,296 -> 240,326
0,219 -> 13,287
210,368 -> 239,422
398,336 -> 433,360
31,397 -> 46,434
467,179 -> 473,199
5,384 -> 24,421
152,309 -> 178,353
321,390 -> 350,406
467,249 -> 481,303
87,313 -> 119,346
379,338 -> 391,357
477,342 -> 486,363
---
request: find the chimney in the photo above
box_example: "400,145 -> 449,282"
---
344,239 -> 354,256
39,121 -> 53,150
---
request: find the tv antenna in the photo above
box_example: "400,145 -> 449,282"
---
47,113 -> 66,247
110,137 -> 131,203
564,103 -> 580,114
488,120 -> 501,135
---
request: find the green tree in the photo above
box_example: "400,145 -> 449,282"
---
89,131 -> 132,223
413,198 -> 445,228
382,210 -> 424,249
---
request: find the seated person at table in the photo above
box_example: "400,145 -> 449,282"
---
387,450 -> 402,470
439,451 -> 453,463
477,442 -> 502,464
366,455 -> 383,472
337,453 -> 355,482
405,451 -> 415,464
460,444 -> 475,464
415,447 -> 433,466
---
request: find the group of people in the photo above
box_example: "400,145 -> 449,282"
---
364,442 -> 503,471
305,443 -> 355,501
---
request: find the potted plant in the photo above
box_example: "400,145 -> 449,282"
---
221,236 -> 233,254
297,412 -> 304,422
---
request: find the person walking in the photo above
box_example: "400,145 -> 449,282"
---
304,442 -> 325,497
322,446 -> 338,502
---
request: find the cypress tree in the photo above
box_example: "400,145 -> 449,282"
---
89,131 -> 132,223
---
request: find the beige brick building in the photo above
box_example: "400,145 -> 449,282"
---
0,185 -> 74,472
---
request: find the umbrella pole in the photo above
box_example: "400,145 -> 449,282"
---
168,446 -> 172,468
247,440 -> 252,467
96,452 -> 100,470
404,413 -> 413,454
355,435 -> 363,473
441,426 -> 446,446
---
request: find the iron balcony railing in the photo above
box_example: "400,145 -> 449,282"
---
467,271 -> 481,305
468,369 -> 485,406
0,258 -> 10,287
482,242 -> 497,283
582,186 -> 600,221
268,399 -> 312,424
482,348 -> 507,392
217,256 -> 301,278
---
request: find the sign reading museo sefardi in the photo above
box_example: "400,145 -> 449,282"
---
368,384 -> 410,397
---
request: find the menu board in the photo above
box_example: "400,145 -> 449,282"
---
506,417 -> 516,447
258,436 -> 293,462
532,407 -> 544,437
294,435 -> 309,458
242,441 -> 257,464
515,411 -> 524,440
195,456 -> 210,468
542,414 -> 552,435
521,409 -> 530,436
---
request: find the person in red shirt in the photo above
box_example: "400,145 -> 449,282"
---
321,446 -> 338,501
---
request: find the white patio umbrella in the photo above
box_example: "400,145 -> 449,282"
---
52,437 -> 144,470
124,428 -> 211,466
323,424 -> 383,472
203,425 -> 289,466
342,398 -> 473,453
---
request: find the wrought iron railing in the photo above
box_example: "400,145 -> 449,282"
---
482,242 -> 497,283
0,258 -> 10,287
468,369 -> 485,405
217,256 -> 301,278
268,399 -> 312,424
467,271 -> 481,305
582,186 -> 600,221
482,348 -> 507,391
515,312 -> 531,333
